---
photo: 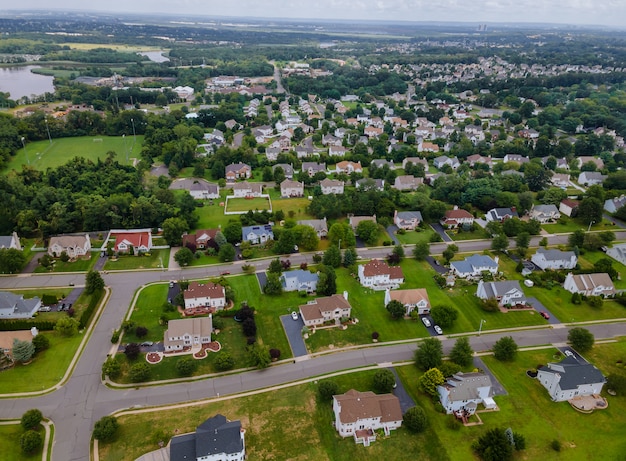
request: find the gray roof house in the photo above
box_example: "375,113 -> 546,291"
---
537,356 -> 606,402
437,372 -> 496,416
242,225 -> 274,245
529,204 -> 561,223
297,218 -> 328,238
0,232 -> 21,250
0,292 -> 41,319
393,210 -> 423,230
604,195 -> 626,214
356,178 -> 384,191
563,273 -> 615,297
485,207 -> 518,222
169,178 -> 219,200
578,172 -> 607,186
170,414 -> 245,461
451,254 -> 499,278
607,243 -> 626,266
273,163 -> 294,179
476,280 -> 527,307
531,248 -> 577,271
280,270 -> 319,293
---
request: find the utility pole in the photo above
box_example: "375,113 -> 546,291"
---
44,118 -> 52,144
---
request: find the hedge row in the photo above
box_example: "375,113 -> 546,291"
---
79,288 -> 104,329
0,320 -> 56,331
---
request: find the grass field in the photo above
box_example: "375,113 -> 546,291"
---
395,228 -> 437,245
6,135 -> 145,172
103,249 -> 169,271
542,215 -> 616,234
225,196 -> 271,213
33,252 -> 99,273
0,423 -> 43,461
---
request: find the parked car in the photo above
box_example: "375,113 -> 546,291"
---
220,271 -> 231,276
291,311 -> 299,321
564,350 -> 574,357
421,317 -> 431,328
539,311 -> 550,320
169,281 -> 175,288
141,341 -> 154,347
434,325 -> 443,335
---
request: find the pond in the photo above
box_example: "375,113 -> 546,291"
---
0,65 -> 55,100
138,51 -> 170,63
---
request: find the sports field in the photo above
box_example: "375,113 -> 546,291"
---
5,135 -> 144,172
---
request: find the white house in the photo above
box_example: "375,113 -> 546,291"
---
48,234 -> 91,259
169,178 -> 219,200
441,208 -> 474,229
476,280 -> 527,307
109,229 -> 152,255
393,175 -> 423,191
0,232 -> 21,250
280,270 -> 319,293
333,389 -> 403,446
563,273 -> 615,297
537,355 -> 606,402
450,254 -> 499,279
0,292 -> 41,319
604,195 -> 626,214
384,288 -> 430,315
485,207 -> 518,222
433,155 -> 460,170
183,282 -> 226,310
349,215 -> 377,233
358,259 -> 404,290
437,372 -> 497,416
299,293 -> 351,327
319,178 -> 344,195
529,204 -> 561,223
242,225 -> 274,245
280,179 -> 304,198
551,173 -> 570,189
163,316 -> 212,352
559,199 -> 579,217
578,172 -> 607,186
531,248 -> 577,271
169,414 -> 245,461
607,243 -> 626,266
297,218 -> 328,238
393,210 -> 423,230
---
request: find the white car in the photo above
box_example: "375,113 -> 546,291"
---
421,317 -> 431,328
434,325 -> 443,335
291,311 -> 299,321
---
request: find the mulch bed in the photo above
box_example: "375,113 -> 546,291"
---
146,352 -> 162,364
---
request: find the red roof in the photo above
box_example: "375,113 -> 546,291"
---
444,209 -> 473,219
362,260 -> 404,279
112,231 -> 151,252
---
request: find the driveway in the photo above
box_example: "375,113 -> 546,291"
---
93,254 -> 108,271
22,251 -> 45,273
430,223 -> 452,242
526,296 -> 560,325
603,212 -> 626,229
388,367 -> 415,414
473,356 -> 507,396
419,314 -> 442,337
426,255 -> 447,274
386,225 -> 400,245
256,271 -> 268,291
280,314 -> 308,357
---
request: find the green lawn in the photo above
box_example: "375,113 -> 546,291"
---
6,135 -> 145,172
578,250 -> 626,289
449,228 -> 490,241
394,228 -> 437,245
0,423 -> 43,460
542,215 -> 616,234
225,196 -> 271,213
33,252 -> 99,273
103,249 -> 170,271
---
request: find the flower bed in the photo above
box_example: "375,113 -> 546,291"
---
146,352 -> 163,364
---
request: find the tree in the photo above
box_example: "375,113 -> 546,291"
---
294,224 -> 319,251
263,273 -> 283,295
124,342 -> 141,360
223,221 -> 242,244
450,337 -> 474,367
162,217 -> 189,246
102,357 -> 121,379
248,343 -> 271,369
343,247 -> 357,267
430,304 -> 459,328
413,241 -> 430,260
214,231 -> 227,248
491,234 -> 509,252
218,243 -> 236,262
442,244 -> 458,264
524,162 -> 551,192
316,265 -> 337,296
318,380 -> 340,401
174,247 -> 193,266
215,352 -> 235,371
176,356 -> 198,377
85,270 -> 105,294
12,338 -> 35,363
373,369 -> 396,393
93,415 -> 119,442
0,248 -> 26,274
473,427 -> 514,461
54,316 -> 79,337
386,300 -> 406,319
21,409 -> 43,431
414,338 -> 443,371
242,317 -> 257,337
515,232 -> 530,257
577,197 -> 603,225
129,362 -> 151,382
419,367 -> 445,396
356,220 -> 379,245
568,327 -> 594,353
32,334 -> 49,354
493,336 -> 518,361
568,229 -> 585,249
267,258 -> 283,274
322,245 -> 341,268
404,406 -> 428,433
20,430 -> 42,454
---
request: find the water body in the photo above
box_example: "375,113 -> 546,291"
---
139,51 -> 170,63
0,65 -> 55,100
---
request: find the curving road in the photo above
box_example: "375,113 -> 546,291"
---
1,232 -> 626,461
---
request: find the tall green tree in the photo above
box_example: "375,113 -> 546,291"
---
413,241 -> 430,260
473,427 -> 514,461
85,270 -> 105,294
419,367 -> 445,396
12,339 -> 35,363
414,338 -> 443,371
493,336 -> 518,361
386,300 -> 406,319
568,327 -> 594,353
450,337 -> 474,367
162,217 -> 189,246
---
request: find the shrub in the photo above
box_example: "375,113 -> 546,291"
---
102,357 -> 121,380
404,406 -> 428,433
493,336 -> 518,362
446,417 -> 462,431
551,440 -> 561,452
371,331 -> 379,340
176,357 -> 198,377
32,334 -> 49,354
438,361 -> 462,378
124,343 -> 141,361
215,352 -> 235,371
135,326 -> 148,338
21,409 -> 43,431
41,294 -> 58,305
110,330 -> 120,343
269,348 -> 281,360
129,362 -> 151,382
20,430 -> 42,454
513,432 -> 526,450
373,369 -> 396,394
93,416 -> 119,442
318,380 -> 339,401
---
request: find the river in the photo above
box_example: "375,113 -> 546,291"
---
0,65 -> 55,100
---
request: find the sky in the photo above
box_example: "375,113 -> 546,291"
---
7,0 -> 626,28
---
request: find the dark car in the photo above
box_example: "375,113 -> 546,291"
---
540,311 -> 550,320
221,271 -> 231,276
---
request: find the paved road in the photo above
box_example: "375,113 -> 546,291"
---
1,232 -> 626,461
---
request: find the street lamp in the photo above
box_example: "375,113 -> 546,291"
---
21,137 -> 29,164
44,117 -> 52,144
587,220 -> 595,232
478,319 -> 486,336
131,118 -> 136,144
